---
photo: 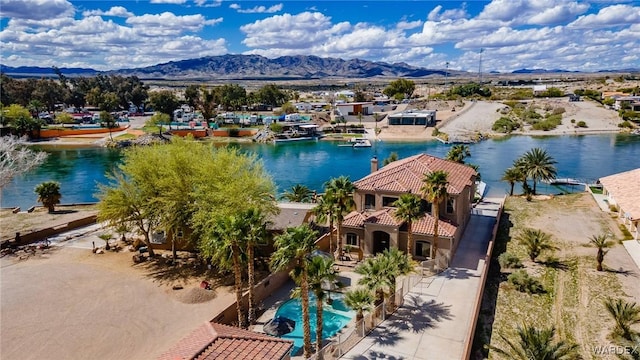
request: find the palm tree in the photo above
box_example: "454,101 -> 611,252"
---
34,181 -> 61,213
383,152 -> 398,166
201,215 -> 247,328
344,288 -> 375,334
242,208 -> 270,325
521,148 -> 557,194
381,248 -> 415,311
445,144 -> 471,164
312,194 -> 337,254
488,324 -> 579,360
604,297 -> 640,340
306,255 -> 341,359
502,166 -> 524,196
355,255 -> 393,306
324,176 -> 356,260
421,170 -> 449,260
281,184 -> 314,203
393,194 -> 424,257
590,233 -> 612,271
270,224 -> 318,359
517,228 -> 555,262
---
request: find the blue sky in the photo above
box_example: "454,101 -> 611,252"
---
1,0 -> 639,72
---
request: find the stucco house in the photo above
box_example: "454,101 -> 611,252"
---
599,168 -> 640,240
339,154 -> 477,267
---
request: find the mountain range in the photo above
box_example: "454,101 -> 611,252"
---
1,55 -> 637,80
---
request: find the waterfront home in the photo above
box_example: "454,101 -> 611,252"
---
335,102 -> 375,116
599,168 -> 640,240
148,202 -> 316,252
387,110 -> 436,126
157,322 -> 293,360
613,96 -> 640,111
339,154 -> 477,267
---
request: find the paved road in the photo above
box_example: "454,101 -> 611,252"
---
341,198 -> 502,360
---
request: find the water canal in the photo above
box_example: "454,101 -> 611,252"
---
2,134 -> 639,209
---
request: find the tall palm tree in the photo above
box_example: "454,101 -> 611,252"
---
488,324 -> 579,360
344,288 -> 375,333
381,248 -> 415,311
421,170 -> 449,260
589,233 -> 612,272
34,181 -> 61,213
517,228 -> 556,262
306,255 -> 342,359
270,224 -> 318,359
502,166 -> 524,196
355,255 -> 393,306
242,208 -> 270,325
445,144 -> 471,164
604,297 -> 640,341
513,156 -> 531,193
521,148 -> 557,194
393,193 -> 424,257
325,176 -> 356,260
281,184 -> 314,203
200,214 -> 247,328
312,194 -> 337,254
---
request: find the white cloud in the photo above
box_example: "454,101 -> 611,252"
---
0,9 -> 227,70
150,0 -> 187,4
569,4 -> 640,28
396,20 -> 423,31
0,0 -> 74,21
427,4 -> 469,21
194,0 -> 222,7
478,0 -> 588,26
231,3 -> 283,14
82,6 -> 134,18
126,12 -> 219,36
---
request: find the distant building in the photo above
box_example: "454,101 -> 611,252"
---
387,110 -> 436,126
335,102 -> 374,116
614,96 -> 640,111
532,85 -> 547,95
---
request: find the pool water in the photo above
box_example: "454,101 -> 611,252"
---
275,292 -> 355,355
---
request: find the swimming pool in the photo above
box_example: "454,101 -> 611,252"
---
274,292 -> 355,355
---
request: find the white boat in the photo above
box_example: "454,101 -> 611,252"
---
544,178 -> 583,185
351,138 -> 372,148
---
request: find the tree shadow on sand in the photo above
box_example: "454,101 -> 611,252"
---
605,267 -> 638,277
371,296 -> 453,347
136,258 -> 228,287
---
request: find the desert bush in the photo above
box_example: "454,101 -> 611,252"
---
552,107 -> 566,115
576,120 -> 588,128
492,117 -> 520,133
618,120 -> 634,128
498,252 -> 522,269
508,270 -> 544,294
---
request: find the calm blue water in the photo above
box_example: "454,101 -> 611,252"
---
2,134 -> 640,209
275,292 -> 355,355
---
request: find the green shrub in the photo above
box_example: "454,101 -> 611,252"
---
618,120 -> 634,128
507,270 -> 544,294
498,252 -> 522,269
269,123 -> 283,133
570,119 -> 576,124
492,117 -> 520,133
576,121 -> 587,128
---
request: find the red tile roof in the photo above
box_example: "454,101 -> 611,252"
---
157,322 -> 293,360
342,208 -> 457,237
356,154 -> 476,195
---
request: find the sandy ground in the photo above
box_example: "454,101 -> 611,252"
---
0,230 -> 236,360
370,98 -> 626,142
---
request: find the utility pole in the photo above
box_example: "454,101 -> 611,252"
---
445,61 -> 450,91
478,48 -> 484,84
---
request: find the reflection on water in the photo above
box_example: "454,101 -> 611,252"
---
2,134 -> 639,209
